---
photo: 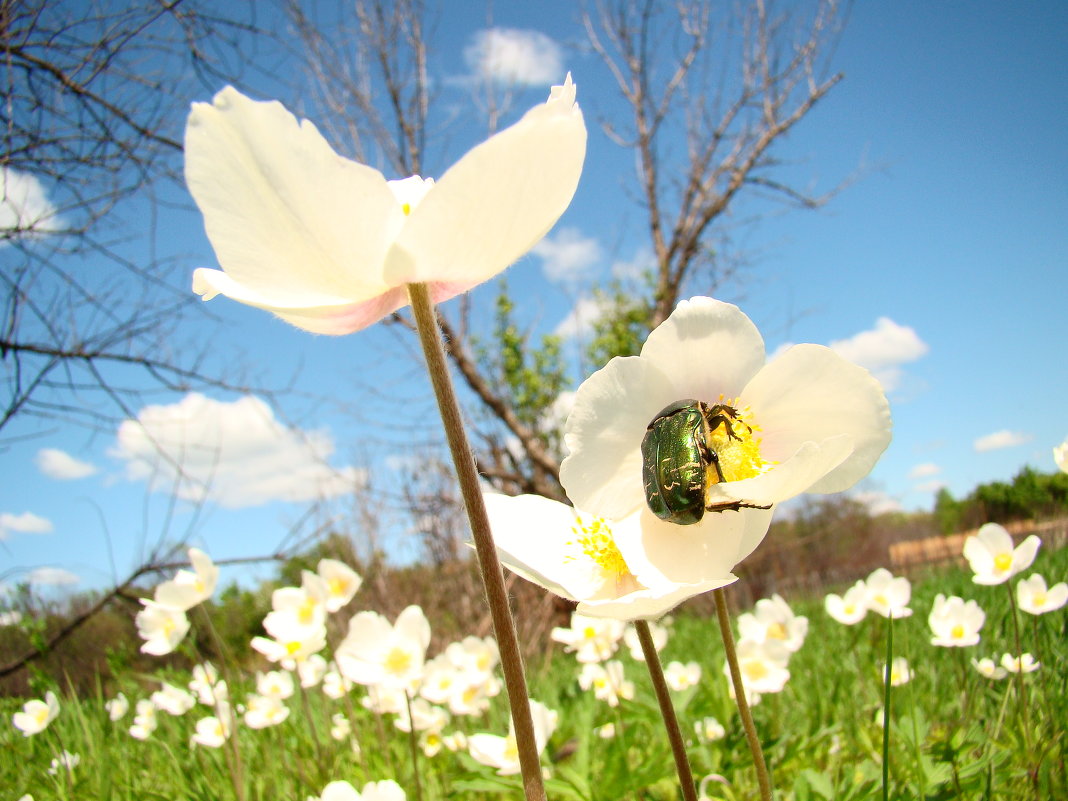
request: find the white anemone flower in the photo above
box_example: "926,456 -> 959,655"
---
151,683 -> 196,716
263,572 -> 329,642
971,657 -> 1008,680
484,492 -> 771,620
187,78 -> 585,335
664,660 -> 702,692
105,692 -> 129,722
129,699 -> 158,739
928,594 -> 985,647
962,524 -> 1041,585
190,705 -> 232,748
296,653 -> 330,688
695,717 -> 726,743
1000,653 -> 1041,674
308,780 -> 406,801
737,594 -> 808,653
322,668 -> 354,699
1016,573 -> 1068,615
863,568 -> 913,619
329,712 -> 351,741
577,661 -> 635,707
335,605 -> 431,690
393,696 -> 449,734
882,656 -> 913,686
135,600 -> 190,655
48,750 -> 79,776
154,547 -> 218,611
189,663 -> 224,705
317,558 -> 363,612
560,297 -> 891,524
12,691 -> 59,736
728,639 -> 791,696
256,670 -> 295,700
550,612 -> 626,663
250,626 -> 327,665
623,620 -> 669,661
1054,437 -> 1068,473
468,699 -> 558,776
244,694 -> 290,729
824,580 -> 869,625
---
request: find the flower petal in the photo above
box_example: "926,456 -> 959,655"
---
741,344 -> 892,493
639,297 -> 766,401
560,356 -> 677,519
186,87 -> 397,308
385,75 -> 586,289
576,578 -> 735,621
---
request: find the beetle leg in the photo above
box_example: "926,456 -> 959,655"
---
705,447 -> 727,484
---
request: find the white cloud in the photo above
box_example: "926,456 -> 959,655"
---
28,567 -> 80,587
111,393 -> 365,509
0,512 -> 54,540
1,168 -> 62,241
913,479 -> 947,494
36,448 -> 98,480
463,28 -> 564,86
973,430 -> 1032,453
829,317 -> 928,391
851,490 -> 903,516
554,295 -> 610,340
532,227 -> 601,283
610,248 -> 655,282
907,462 -> 940,480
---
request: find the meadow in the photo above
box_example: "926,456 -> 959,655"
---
4,535 -> 1065,801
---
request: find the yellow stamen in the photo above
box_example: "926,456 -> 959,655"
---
950,624 -> 964,639
384,647 -> 412,676
994,553 -> 1013,573
402,202 -> 412,216
743,659 -> 769,682
766,622 -> 788,640
285,640 -> 302,655
569,516 -> 632,578
705,398 -> 770,485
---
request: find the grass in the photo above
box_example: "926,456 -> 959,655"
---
3,544 -> 1066,801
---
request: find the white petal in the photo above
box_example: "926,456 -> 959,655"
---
639,297 -> 766,401
385,77 -> 586,288
560,356 -> 677,519
576,578 -> 735,621
1013,535 -> 1041,573
742,344 -> 892,494
186,87 -> 397,306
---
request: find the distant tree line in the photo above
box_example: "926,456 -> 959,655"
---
934,467 -> 1068,535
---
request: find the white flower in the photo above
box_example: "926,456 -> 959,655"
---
189,663 -> 225,705
308,780 -> 406,801
551,612 -> 625,663
596,722 -> 617,739
1016,573 -> 1068,615
250,627 -> 327,665
329,712 -> 351,741
256,670 -> 295,700
362,684 -> 408,716
962,523 -> 1040,585
154,547 -> 218,611
151,682 -> 196,716
322,668 -> 353,699
335,605 -> 431,690
882,656 -> 913,686
824,580 -> 868,625
394,697 -> 449,734
1000,653 -> 1041,674
577,661 -> 635,707
971,657 -> 1008,680
1054,437 -> 1068,473
863,568 -> 913,619
468,699 -> 558,776
244,694 -> 290,729
729,639 -> 791,696
191,706 -> 232,748
623,620 -> 669,661
928,594 -> 985,647
135,600 -> 191,655
664,660 -> 702,692
12,691 -> 59,736
297,653 -> 330,688
484,493 -> 768,620
105,692 -> 129,721
187,78 -> 585,335
47,750 -> 79,776
129,699 -> 158,739
318,559 -> 363,612
695,716 -> 726,742
737,594 -> 808,653
263,572 -> 329,643
560,297 -> 891,523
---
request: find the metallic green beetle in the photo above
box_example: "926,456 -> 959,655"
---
640,399 -> 764,525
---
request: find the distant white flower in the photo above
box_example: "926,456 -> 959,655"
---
244,694 -> 290,729
468,699 -> 558,776
154,547 -> 218,610
394,697 -> 449,736
335,606 -> 431,690
250,626 -> 327,665
0,610 -> 22,626
695,716 -> 726,742
318,559 -> 363,612
189,663 -> 224,705
551,613 -> 626,663
596,722 -> 617,739
623,620 -> 669,661
824,580 -> 868,625
297,653 -> 330,688
729,639 -> 791,696
1000,653 -> 1040,674
330,712 -> 351,741
263,572 -> 329,643
882,656 -> 913,686
928,594 -> 985,647
105,692 -> 129,721
664,660 -> 702,692
442,731 -> 468,752
863,568 -> 913,619
256,670 -> 295,700
12,691 -> 59,736
971,657 -> 1008,680
1054,437 -> 1068,473
307,780 -> 406,801
129,699 -> 158,739
1016,573 -> 1068,615
577,660 -> 634,707
190,707 -> 232,748
135,600 -> 191,655
151,682 -> 196,716
962,523 -> 1040,585
47,750 -> 79,776
737,594 -> 808,653
322,668 -> 353,699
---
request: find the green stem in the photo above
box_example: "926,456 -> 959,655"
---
714,588 -> 773,801
881,613 -> 894,801
404,690 -> 424,801
635,619 -> 697,801
405,281 -> 546,801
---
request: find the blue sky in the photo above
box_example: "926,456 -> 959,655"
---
2,1 -> 1066,596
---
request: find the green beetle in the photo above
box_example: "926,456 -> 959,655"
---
640,399 -> 765,525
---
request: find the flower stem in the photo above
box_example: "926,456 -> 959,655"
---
634,619 -> 697,801
404,691 -> 424,801
881,613 -> 894,801
714,588 -> 773,801
405,281 -> 546,801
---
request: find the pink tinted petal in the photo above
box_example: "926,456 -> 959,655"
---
577,578 -> 736,621
639,297 -> 766,401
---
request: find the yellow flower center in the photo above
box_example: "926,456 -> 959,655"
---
742,659 -> 768,682
583,626 -> 597,639
873,594 -> 888,608
402,202 -> 412,216
844,603 -> 856,616
994,553 -> 1013,573
766,622 -> 788,640
569,516 -> 633,579
285,640 -> 302,655
705,399 -> 768,484
951,624 -> 965,640
328,577 -> 347,598
503,733 -> 519,763
1033,592 -> 1047,608
298,598 -> 317,624
384,647 -> 412,676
